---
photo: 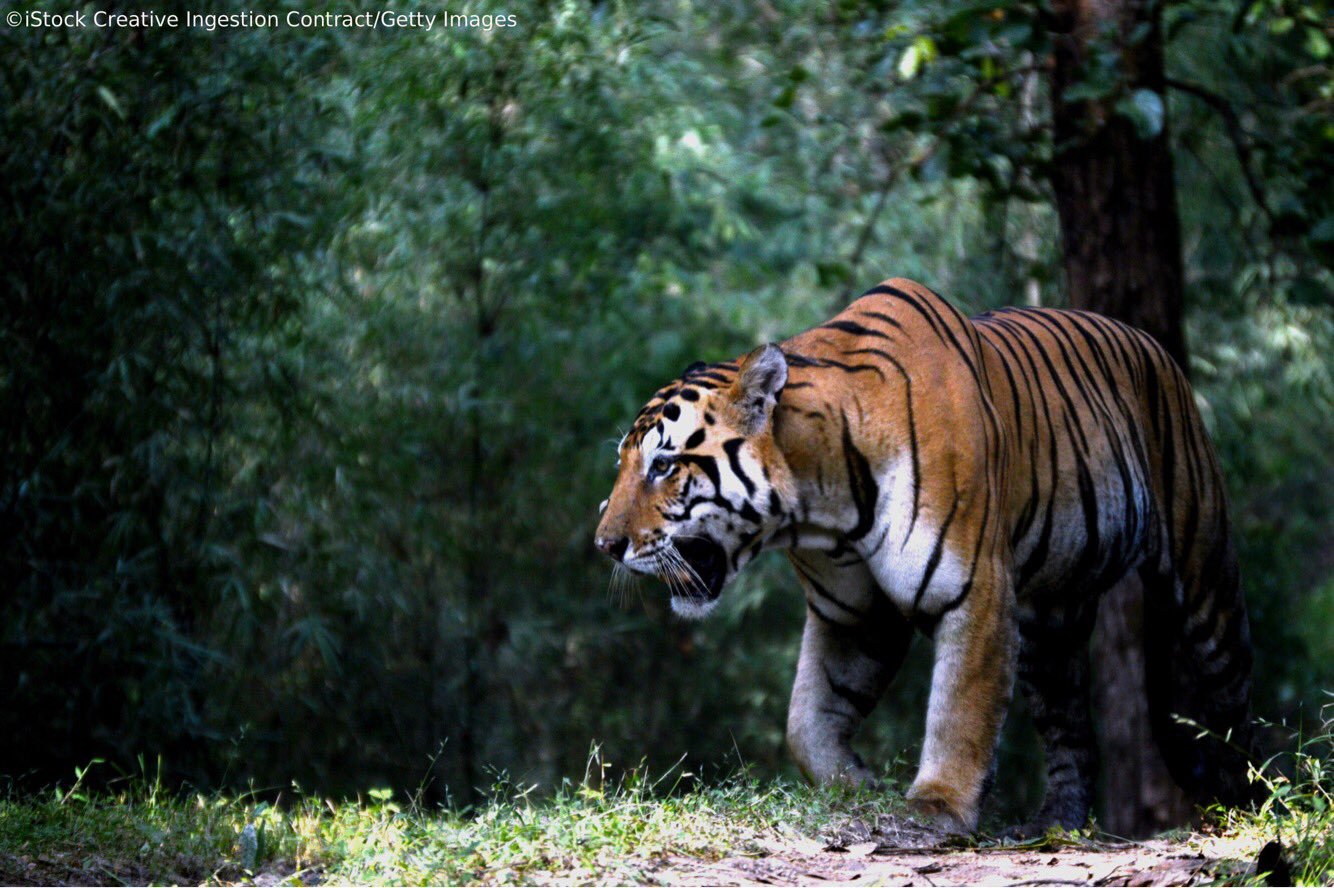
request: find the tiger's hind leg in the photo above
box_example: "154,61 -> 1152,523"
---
786,553 -> 911,787
1015,596 -> 1100,833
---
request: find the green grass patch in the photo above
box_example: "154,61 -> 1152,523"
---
5,720 -> 1333,886
0,756 -> 909,885
1209,700 -> 1334,886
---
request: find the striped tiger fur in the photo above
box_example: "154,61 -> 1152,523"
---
594,277 -> 1254,833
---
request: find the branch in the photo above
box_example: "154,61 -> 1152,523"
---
1182,140 -> 1244,218
843,141 -> 936,291
1164,77 -> 1274,227
842,68 -> 1026,302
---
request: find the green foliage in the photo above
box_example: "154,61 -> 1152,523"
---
1192,303 -> 1334,705
1214,699 -> 1334,885
1170,0 -> 1333,300
0,1 -> 351,782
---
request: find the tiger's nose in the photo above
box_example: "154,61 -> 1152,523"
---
596,536 -> 629,562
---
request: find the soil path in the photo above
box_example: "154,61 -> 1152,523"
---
651,840 -> 1219,886
639,816 -> 1259,886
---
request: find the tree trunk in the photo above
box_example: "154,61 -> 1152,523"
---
1048,0 -> 1193,837
1091,574 -> 1193,836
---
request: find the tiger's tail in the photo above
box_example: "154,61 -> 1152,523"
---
1141,355 -> 1256,807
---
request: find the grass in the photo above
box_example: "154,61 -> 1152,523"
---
1208,698 -> 1334,886
3,721 -> 1333,886
0,752 -> 911,885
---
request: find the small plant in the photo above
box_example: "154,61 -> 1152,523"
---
1251,699 -> 1334,885
1210,693 -> 1334,886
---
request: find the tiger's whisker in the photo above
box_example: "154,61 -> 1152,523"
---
663,544 -> 709,599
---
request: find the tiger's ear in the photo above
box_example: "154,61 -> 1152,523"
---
730,344 -> 788,435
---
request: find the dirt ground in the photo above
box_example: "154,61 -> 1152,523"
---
636,815 -> 1264,887
649,840 -> 1221,886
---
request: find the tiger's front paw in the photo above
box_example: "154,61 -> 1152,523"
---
906,781 -> 975,835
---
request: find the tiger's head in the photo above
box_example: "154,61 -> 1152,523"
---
595,344 -> 793,618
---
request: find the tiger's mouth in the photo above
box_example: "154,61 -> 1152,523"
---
670,535 -> 729,602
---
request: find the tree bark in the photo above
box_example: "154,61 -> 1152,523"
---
1049,0 -> 1187,369
1048,0 -> 1193,837
1091,574 -> 1193,836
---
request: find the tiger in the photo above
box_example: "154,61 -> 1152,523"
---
594,277 -> 1255,833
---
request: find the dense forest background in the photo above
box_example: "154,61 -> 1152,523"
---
2,0 -> 1330,828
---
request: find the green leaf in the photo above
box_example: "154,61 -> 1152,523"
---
1116,88 -> 1165,139
145,108 -> 175,139
898,43 -> 922,80
1305,26 -> 1331,59
1062,78 -> 1115,104
897,36 -> 937,81
1309,215 -> 1334,244
96,86 -> 126,121
815,260 -> 851,288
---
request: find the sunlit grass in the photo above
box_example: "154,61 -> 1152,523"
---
0,751 -> 909,885
1207,698 -> 1334,886
5,720 -> 1333,886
